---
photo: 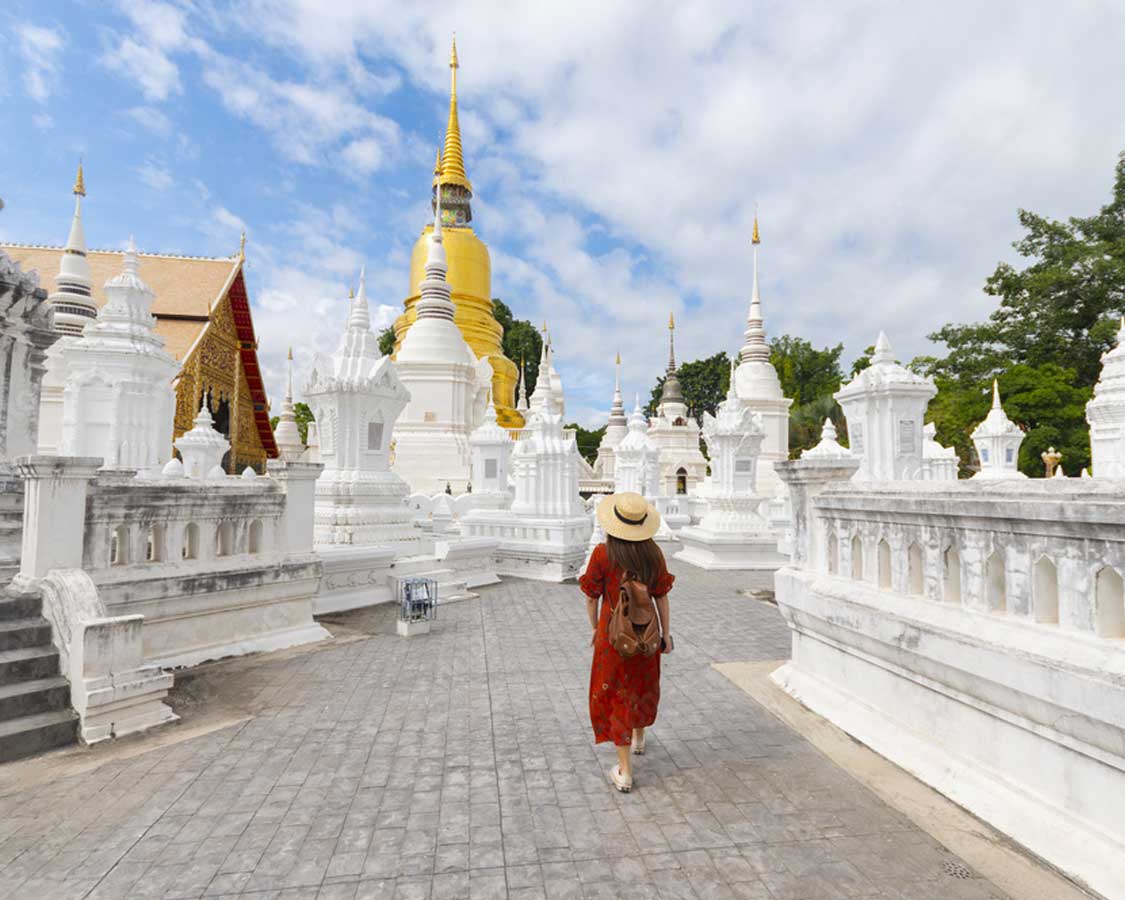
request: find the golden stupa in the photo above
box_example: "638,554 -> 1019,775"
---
393,37 -> 522,427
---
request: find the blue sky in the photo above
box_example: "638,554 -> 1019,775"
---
3,1 -> 1125,426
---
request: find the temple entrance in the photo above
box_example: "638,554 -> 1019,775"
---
676,467 -> 688,494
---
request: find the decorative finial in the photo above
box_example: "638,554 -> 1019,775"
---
288,346 -> 293,361
991,379 -> 1001,409
615,350 -> 621,365
450,34 -> 459,74
73,159 -> 86,197
668,312 -> 675,330
752,204 -> 760,245
239,230 -> 246,260
348,286 -> 355,299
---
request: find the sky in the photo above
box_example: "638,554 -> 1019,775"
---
2,1 -> 1124,428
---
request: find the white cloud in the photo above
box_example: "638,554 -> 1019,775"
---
124,105 -> 173,137
102,36 -> 182,100
136,159 -> 174,191
16,24 -> 65,103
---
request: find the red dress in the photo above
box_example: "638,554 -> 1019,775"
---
579,543 -> 675,746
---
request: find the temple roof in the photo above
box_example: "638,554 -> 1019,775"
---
1,243 -> 278,457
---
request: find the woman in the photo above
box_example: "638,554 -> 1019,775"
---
579,492 -> 674,793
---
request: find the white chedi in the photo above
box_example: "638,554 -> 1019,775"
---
921,423 -> 959,481
835,331 -> 937,481
972,380 -> 1026,480
614,397 -> 661,497
174,394 -> 230,480
273,347 -> 305,461
60,238 -> 180,472
733,216 -> 793,496
1087,318 -> 1125,478
803,419 -> 850,459
304,268 -> 416,546
594,352 -> 628,479
467,394 -> 513,510
393,194 -> 492,494
647,314 -> 708,495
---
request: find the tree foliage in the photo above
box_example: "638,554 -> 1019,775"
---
769,336 -> 845,405
566,423 -> 606,465
378,326 -> 395,357
270,402 -> 315,445
494,298 -> 543,397
921,151 -> 1125,475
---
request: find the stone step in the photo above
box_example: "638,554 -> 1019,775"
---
0,708 -> 78,764
0,618 -> 53,653
0,594 -> 42,622
0,676 -> 70,723
0,646 -> 60,683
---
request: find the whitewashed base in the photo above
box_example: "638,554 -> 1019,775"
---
462,511 -> 591,583
77,668 -> 179,744
675,527 -> 788,571
396,618 -> 431,637
314,545 -> 397,615
773,566 -> 1125,900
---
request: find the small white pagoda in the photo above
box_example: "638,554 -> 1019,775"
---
1087,318 -> 1125,478
677,366 -> 785,570
647,313 -> 708,495
59,237 -> 180,472
462,409 -> 592,581
835,332 -> 937,481
614,396 -> 661,497
593,352 -> 628,480
972,380 -> 1026,480
273,347 -> 305,461
467,394 -> 513,511
304,268 -> 417,546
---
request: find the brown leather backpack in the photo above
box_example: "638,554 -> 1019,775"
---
608,577 -> 664,658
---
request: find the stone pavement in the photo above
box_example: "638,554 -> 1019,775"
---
0,563 -> 1010,900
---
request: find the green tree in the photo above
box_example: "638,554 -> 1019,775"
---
494,299 -> 543,396
850,345 -> 875,377
922,151 -> 1125,474
270,402 -> 315,444
647,352 -> 731,419
566,423 -> 607,465
768,336 -> 845,405
378,326 -> 395,357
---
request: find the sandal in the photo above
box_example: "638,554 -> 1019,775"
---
632,731 -> 646,755
610,764 -> 633,793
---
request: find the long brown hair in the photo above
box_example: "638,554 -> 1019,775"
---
605,535 -> 667,590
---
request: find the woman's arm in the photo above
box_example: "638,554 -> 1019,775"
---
586,594 -> 599,645
655,594 -> 671,649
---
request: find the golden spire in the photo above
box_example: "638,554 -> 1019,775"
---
348,286 -> 355,299
436,34 -> 472,193
752,204 -> 760,245
73,160 -> 85,197
615,350 -> 621,365
668,312 -> 675,330
287,346 -> 293,361
239,230 -> 246,260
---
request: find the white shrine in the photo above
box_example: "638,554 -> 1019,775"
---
462,409 -> 591,581
304,269 -> 416,546
273,347 -> 305,461
733,217 -> 793,496
834,332 -> 937,481
677,368 -> 784,570
38,166 -> 100,456
972,380 -> 1026,480
527,330 -> 561,417
614,397 -> 661,497
59,237 -> 179,472
647,314 -> 708,495
593,353 -> 628,480
173,395 -> 230,480
393,200 -> 491,495
1086,317 -> 1125,477
467,394 -> 513,510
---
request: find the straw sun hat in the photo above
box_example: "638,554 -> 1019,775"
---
596,492 -> 662,542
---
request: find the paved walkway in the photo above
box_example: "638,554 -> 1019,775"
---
0,564 -> 1009,900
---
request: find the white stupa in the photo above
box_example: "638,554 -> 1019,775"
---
647,313 -> 708,495
393,191 -> 492,494
733,214 -> 793,496
59,237 -> 180,472
174,393 -> 230,480
527,327 -> 560,417
38,164 -> 100,454
678,363 -> 784,570
1087,318 -> 1125,478
802,418 -> 850,459
594,352 -> 628,479
304,267 -> 417,546
468,393 -> 513,510
273,347 -> 305,460
615,396 -> 661,497
972,380 -> 1026,480
835,332 -> 937,481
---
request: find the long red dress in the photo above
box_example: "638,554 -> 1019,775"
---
579,543 -> 675,746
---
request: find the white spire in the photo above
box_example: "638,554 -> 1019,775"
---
517,357 -> 529,412
529,326 -> 556,415
872,330 -> 895,365
415,185 -> 455,322
609,351 -> 625,421
347,265 -> 372,332
49,161 -> 97,336
286,345 -> 294,402
274,346 -> 304,460
739,211 -> 769,365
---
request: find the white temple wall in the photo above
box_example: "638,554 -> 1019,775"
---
772,474 -> 1125,900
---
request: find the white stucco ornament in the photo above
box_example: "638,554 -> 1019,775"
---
174,395 -> 231,480
971,380 -> 1026,480
803,419 -> 850,459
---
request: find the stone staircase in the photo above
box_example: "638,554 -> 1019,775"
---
0,592 -> 77,764
392,556 -> 477,605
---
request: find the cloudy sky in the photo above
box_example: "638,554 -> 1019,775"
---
2,1 -> 1124,426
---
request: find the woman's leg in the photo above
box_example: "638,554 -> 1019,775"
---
632,727 -> 645,754
615,744 -> 632,779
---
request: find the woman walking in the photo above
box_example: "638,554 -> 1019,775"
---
579,492 -> 674,793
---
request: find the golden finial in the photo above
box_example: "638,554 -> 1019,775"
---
752,204 -> 760,245
73,159 -> 86,197
287,346 -> 293,361
668,312 -> 675,330
239,230 -> 246,259
615,350 -> 621,365
436,33 -> 472,193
